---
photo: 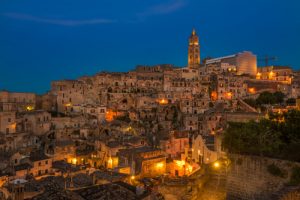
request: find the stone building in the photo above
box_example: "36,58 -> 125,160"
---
118,146 -> 166,177
19,110 -> 51,136
159,130 -> 189,159
191,134 -> 218,164
256,65 -> 292,84
0,90 -> 36,112
0,111 -> 16,134
51,80 -> 86,113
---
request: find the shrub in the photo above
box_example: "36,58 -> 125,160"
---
289,166 -> 300,186
267,163 -> 285,178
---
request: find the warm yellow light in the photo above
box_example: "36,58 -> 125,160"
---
269,71 -> 274,79
213,162 -> 220,168
186,165 -> 193,173
256,72 -> 262,80
65,103 -> 72,107
107,157 -> 113,169
248,87 -> 256,94
26,106 -> 34,111
156,162 -> 164,168
226,92 -> 232,99
130,176 -> 135,180
10,123 -> 17,129
72,158 -> 77,165
159,98 -> 168,105
175,160 -> 186,168
211,91 -> 217,101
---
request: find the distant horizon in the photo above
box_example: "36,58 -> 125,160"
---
1,0 -> 300,93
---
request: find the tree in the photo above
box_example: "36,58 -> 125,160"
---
222,110 -> 300,161
286,98 -> 296,105
273,91 -> 285,104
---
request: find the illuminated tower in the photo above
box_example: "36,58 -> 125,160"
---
188,28 -> 200,68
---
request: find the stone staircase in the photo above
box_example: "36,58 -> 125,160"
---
237,98 -> 258,113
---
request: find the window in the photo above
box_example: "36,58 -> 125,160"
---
8,118 -> 11,122
38,162 -> 41,166
45,160 -> 48,165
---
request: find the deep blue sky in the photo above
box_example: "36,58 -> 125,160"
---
1,0 -> 300,94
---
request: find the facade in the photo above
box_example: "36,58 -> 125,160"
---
191,134 -> 218,164
20,110 -> 51,135
118,146 -> 166,177
206,51 -> 257,76
0,111 -> 16,134
160,130 -> 189,159
0,91 -> 36,112
256,66 -> 292,84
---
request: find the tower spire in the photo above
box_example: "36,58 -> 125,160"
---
192,28 -> 196,36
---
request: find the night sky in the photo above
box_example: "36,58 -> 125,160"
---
1,0 -> 300,94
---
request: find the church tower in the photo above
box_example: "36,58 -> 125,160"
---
188,28 -> 200,68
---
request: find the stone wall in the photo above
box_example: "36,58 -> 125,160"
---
226,154 -> 300,200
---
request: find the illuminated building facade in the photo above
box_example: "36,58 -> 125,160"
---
188,29 -> 200,69
0,90 -> 36,112
206,51 -> 257,76
256,66 -> 292,84
118,146 -> 166,177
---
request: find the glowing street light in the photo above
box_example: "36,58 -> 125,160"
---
213,161 -> 220,169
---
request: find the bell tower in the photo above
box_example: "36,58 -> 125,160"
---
188,28 -> 200,69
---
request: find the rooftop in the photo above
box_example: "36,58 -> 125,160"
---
29,151 -> 49,162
